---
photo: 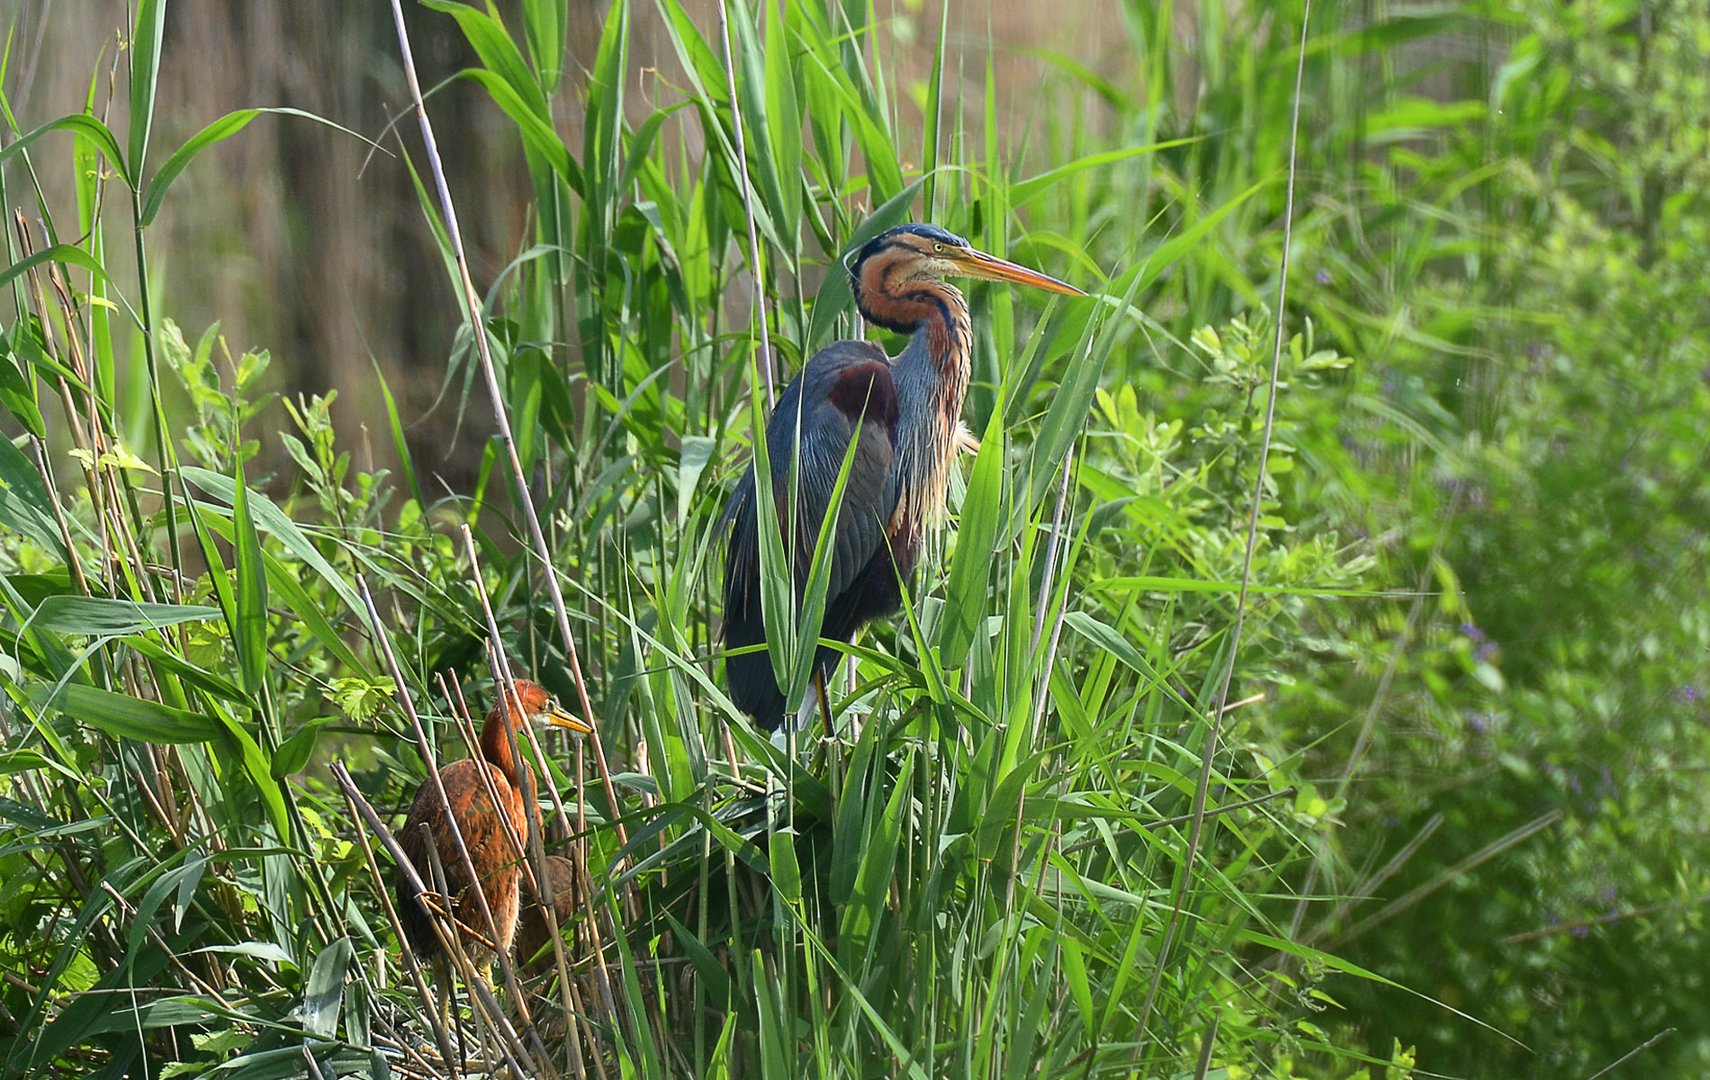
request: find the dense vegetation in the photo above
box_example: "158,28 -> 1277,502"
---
1,0 -> 1706,1077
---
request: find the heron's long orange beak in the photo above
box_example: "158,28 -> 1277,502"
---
537,703 -> 594,735
949,246 -> 1085,296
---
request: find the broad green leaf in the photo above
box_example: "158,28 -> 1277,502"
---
29,597 -> 221,637
34,682 -> 224,744
677,435 -> 715,522
301,936 -> 351,1039
128,0 -> 167,170
232,460 -> 269,699
181,467 -> 364,619
783,417 -> 865,708
748,381 -> 796,705
1009,137 -> 1202,208
456,69 -> 582,194
423,0 -> 549,116
140,108 -> 375,227
938,404 -> 1004,668
120,635 -> 251,708
0,435 -> 69,559
839,755 -> 913,959
271,722 -> 324,780
768,828 -> 802,904
0,246 -> 116,310
0,113 -> 129,185
0,336 -> 45,437
1018,271 -> 1136,514
920,2 -> 948,217
520,0 -> 568,92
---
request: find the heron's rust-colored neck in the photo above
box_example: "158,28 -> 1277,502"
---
856,249 -> 972,372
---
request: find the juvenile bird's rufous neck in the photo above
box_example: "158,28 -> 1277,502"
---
479,700 -> 526,790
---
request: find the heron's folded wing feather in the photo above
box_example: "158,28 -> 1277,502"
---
776,343 -> 900,604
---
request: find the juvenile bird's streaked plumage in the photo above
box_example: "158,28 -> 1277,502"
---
722,224 -> 1084,728
394,679 -> 589,969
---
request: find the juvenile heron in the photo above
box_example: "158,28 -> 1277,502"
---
394,679 -> 589,972
722,224 -> 1084,729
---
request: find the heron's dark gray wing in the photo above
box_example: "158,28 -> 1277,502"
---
719,340 -> 899,726
767,341 -> 900,602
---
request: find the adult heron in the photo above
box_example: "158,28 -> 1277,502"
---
722,224 -> 1084,729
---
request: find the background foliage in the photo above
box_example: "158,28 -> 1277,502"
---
1,0 -> 1706,1077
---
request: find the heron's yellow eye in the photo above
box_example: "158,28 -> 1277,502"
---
933,242 -> 943,253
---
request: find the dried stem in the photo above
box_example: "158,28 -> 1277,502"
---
385,0 -> 627,907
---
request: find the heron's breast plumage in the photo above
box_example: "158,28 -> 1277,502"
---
888,302 -> 972,542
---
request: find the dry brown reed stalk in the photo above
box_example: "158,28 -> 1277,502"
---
460,527 -> 615,1074
331,760 -> 459,1077
382,0 -> 632,896
355,574 -> 556,1074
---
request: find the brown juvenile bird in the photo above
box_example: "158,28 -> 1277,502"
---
395,679 -> 589,974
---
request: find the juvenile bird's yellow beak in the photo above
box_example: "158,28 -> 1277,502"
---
537,703 -> 593,735
949,246 -> 1085,296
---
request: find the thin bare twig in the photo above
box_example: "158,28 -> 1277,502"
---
1500,896 -> 1710,946
384,0 -> 627,890
1327,810 -> 1562,949
1585,1028 -> 1675,1080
